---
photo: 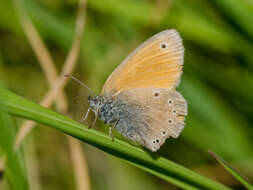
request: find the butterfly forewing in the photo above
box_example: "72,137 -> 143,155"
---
101,29 -> 184,96
116,88 -> 187,152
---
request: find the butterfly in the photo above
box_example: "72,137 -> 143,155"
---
68,29 -> 187,152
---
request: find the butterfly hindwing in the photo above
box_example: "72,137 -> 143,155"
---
115,88 -> 187,151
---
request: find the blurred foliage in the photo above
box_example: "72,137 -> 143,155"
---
0,0 -> 253,189
0,112 -> 29,190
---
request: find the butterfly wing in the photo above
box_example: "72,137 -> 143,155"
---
101,29 -> 184,96
115,88 -> 187,152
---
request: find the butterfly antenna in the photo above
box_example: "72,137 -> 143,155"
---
65,74 -> 95,96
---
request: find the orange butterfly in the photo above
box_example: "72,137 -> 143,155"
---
69,29 -> 187,151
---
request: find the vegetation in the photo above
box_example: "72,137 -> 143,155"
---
0,0 -> 253,189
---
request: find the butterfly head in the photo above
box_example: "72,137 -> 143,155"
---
88,95 -> 104,112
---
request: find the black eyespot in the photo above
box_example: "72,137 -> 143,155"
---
156,139 -> 160,143
154,92 -> 160,97
173,110 -> 177,114
160,43 -> 168,49
168,100 -> 173,105
168,119 -> 173,123
162,131 -> 166,135
153,140 -> 156,144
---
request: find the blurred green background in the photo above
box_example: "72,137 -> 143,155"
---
0,0 -> 253,189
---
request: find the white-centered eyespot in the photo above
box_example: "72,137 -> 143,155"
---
160,42 -> 168,50
168,99 -> 173,105
152,139 -> 160,144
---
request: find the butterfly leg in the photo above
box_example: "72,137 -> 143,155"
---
81,107 -> 90,123
109,119 -> 119,142
88,109 -> 98,129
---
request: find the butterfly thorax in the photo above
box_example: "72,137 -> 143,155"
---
88,95 -> 122,126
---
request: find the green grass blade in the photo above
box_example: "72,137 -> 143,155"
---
0,112 -> 29,190
209,151 -> 253,190
0,88 -> 233,190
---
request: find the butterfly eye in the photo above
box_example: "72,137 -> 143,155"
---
160,42 -> 168,50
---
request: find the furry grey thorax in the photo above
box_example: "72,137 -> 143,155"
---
88,95 -> 123,126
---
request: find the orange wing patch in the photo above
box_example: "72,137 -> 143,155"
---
101,29 -> 184,96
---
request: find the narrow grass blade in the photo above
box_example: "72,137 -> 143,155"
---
0,88 -> 233,190
209,151 -> 253,190
0,112 -> 29,190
